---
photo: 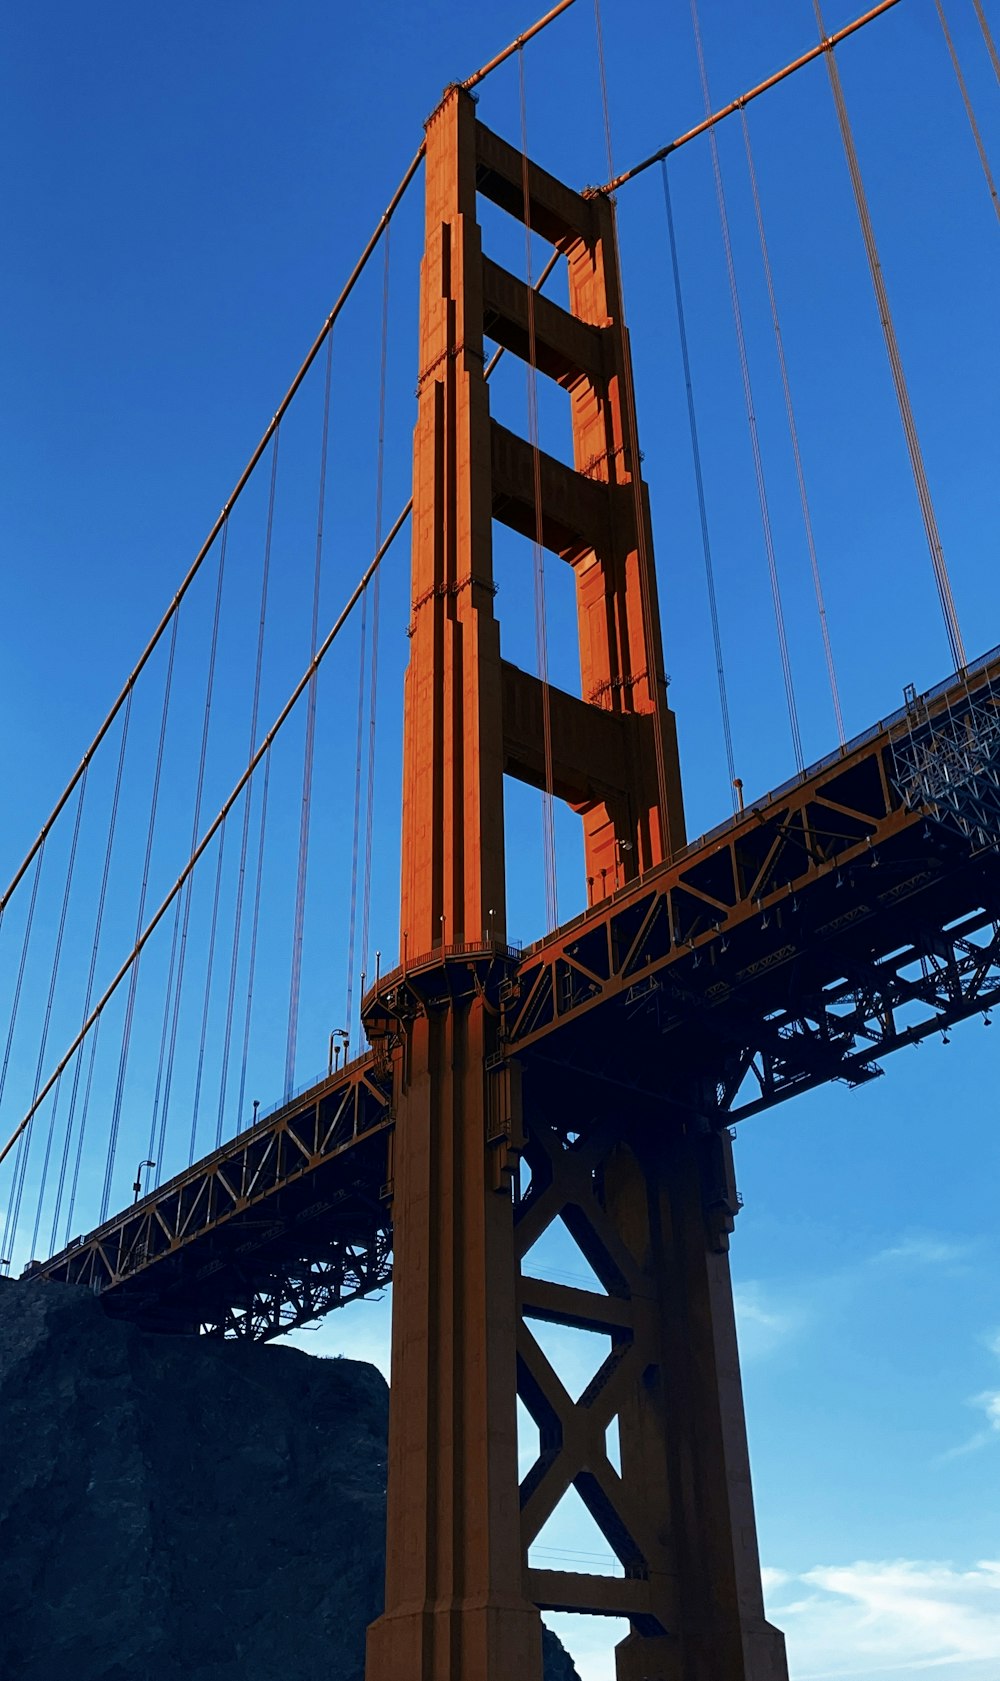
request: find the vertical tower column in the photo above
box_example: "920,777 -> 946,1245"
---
365,88 -> 543,1681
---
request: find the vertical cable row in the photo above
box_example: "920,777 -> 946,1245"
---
100,610 -> 179,1219
691,0 -> 804,773
62,687 -> 134,1243
972,0 -> 1000,86
813,0 -> 966,674
739,106 -> 846,745
934,0 -> 1000,222
359,232 -> 391,1036
283,329 -> 337,1106
595,0 -> 679,850
660,160 -> 739,806
155,518 -> 231,1183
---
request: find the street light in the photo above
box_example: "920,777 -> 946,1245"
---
329,1028 -> 349,1074
612,836 -> 634,891
132,1159 -> 156,1203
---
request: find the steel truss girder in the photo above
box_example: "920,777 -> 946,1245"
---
499,650 -> 1000,1058
201,1235 -> 393,1341
33,652 -> 1000,1349
35,1057 -> 393,1334
716,909 -> 1000,1118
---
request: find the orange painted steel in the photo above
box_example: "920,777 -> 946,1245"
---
38,645 -> 1000,1354
598,0 -> 904,194
462,0 -> 579,91
366,85 -> 782,1681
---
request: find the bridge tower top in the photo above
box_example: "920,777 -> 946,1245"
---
400,85 -> 685,957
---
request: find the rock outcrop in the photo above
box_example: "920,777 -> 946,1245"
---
0,1279 -> 578,1681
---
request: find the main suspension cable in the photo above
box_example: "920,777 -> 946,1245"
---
0,145 -> 426,926
0,505 -> 413,1180
596,0 -> 904,194
692,0 -> 804,773
739,106 -> 846,746
934,0 -> 1000,223
813,0 -> 967,673
519,45 -> 559,931
660,160 -> 738,807
463,0 -> 579,90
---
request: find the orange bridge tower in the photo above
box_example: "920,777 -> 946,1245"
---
365,86 -> 787,1681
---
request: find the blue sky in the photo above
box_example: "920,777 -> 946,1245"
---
1,3 -> 999,1676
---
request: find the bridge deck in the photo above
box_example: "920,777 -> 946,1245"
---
36,648 -> 1000,1336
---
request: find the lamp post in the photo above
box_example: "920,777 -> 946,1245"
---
132,1159 -> 156,1203
614,836 -> 633,890
329,1028 -> 349,1074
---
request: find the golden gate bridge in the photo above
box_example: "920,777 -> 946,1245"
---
2,1 -> 999,1675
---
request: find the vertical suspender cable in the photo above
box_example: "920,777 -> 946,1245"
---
934,0 -> 1000,222
155,517 -> 230,1184
191,429 -> 278,1159
345,566 -> 369,1035
739,107 -> 846,745
0,509 -> 413,1178
147,889 -> 181,1171
99,611 -> 179,1220
972,0 -> 1000,86
813,0 -> 967,673
236,748 -> 272,1129
691,0 -> 805,774
518,45 -> 559,931
150,521 -> 228,1183
0,846 -> 44,1120
0,143 -> 425,927
359,235 -> 391,1005
61,688 -> 134,1243
26,771 -> 87,1255
188,819 -> 227,1164
0,844 -> 46,1267
282,330 -> 335,1109
595,0 -> 679,851
660,161 -> 739,807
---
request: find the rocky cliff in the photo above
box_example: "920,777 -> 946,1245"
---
0,1280 -> 578,1681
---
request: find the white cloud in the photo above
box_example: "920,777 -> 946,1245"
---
764,1557 -> 1000,1679
875,1236 -> 970,1268
940,1335 -> 1000,1459
733,1279 -> 804,1360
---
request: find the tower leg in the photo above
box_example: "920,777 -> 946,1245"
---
516,1088 -> 788,1681
366,1000 -> 544,1680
